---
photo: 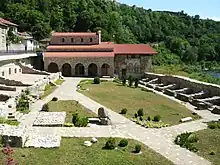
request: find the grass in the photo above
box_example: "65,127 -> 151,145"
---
193,127 -> 220,165
0,138 -> 174,165
48,100 -> 96,123
0,117 -> 20,126
80,81 -> 200,125
40,83 -> 57,99
55,79 -> 65,85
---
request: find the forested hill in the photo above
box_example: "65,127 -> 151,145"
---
0,0 -> 220,64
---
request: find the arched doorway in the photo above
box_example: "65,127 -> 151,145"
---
88,63 -> 98,77
75,63 -> 85,76
48,63 -> 59,73
101,64 -> 110,76
62,63 -> 72,77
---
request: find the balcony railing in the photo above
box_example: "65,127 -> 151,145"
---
0,50 -> 41,56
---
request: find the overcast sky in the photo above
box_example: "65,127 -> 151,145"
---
119,0 -> 220,21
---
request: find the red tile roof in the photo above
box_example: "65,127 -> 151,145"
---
0,18 -> 18,27
52,32 -> 97,37
44,52 -> 114,57
47,42 -> 114,52
0,22 -> 7,27
114,44 -> 157,55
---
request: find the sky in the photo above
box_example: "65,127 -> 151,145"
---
119,0 -> 220,21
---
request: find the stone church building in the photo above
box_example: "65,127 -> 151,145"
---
43,31 -> 157,78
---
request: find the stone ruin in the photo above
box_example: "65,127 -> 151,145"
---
140,72 -> 220,115
98,107 -> 111,125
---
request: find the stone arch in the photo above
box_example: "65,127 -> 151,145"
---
88,63 -> 98,77
134,63 -> 140,73
62,63 -> 72,77
127,63 -> 133,73
75,63 -> 85,76
48,62 -> 59,73
101,64 -> 110,76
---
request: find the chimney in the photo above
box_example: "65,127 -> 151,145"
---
97,30 -> 101,44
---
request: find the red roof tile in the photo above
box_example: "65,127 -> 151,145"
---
44,52 -> 114,57
52,32 -> 97,37
114,44 -> 157,55
47,42 -> 114,52
0,18 -> 18,27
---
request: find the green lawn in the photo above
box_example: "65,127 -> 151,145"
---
80,81 -> 200,125
40,84 -> 57,99
194,128 -> 220,165
48,100 -> 96,123
55,79 -> 65,85
0,138 -> 173,165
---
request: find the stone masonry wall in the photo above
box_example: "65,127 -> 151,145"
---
44,56 -> 114,77
145,72 -> 220,96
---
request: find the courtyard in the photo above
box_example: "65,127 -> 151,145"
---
79,80 -> 200,125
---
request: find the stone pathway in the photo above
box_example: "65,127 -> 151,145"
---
20,77 -> 220,165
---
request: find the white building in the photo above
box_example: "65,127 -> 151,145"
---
0,22 -> 7,52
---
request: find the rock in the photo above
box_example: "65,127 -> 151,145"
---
84,141 -> 92,147
180,117 -> 193,122
98,107 -> 108,118
91,137 -> 98,143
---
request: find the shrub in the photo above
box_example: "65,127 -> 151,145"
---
52,97 -> 58,101
134,144 -> 141,153
192,112 -> 197,115
208,122 -> 217,129
75,117 -> 88,127
153,115 -> 161,122
137,108 -> 144,116
147,116 -> 151,121
209,151 -> 216,155
120,108 -> 127,114
128,76 -> 133,87
93,77 -> 100,84
72,113 -> 79,125
122,78 -> 126,86
41,103 -> 49,112
64,122 -> 73,127
139,116 -> 143,121
104,138 -> 116,150
24,89 -> 30,95
174,132 -> 198,152
134,79 -> 139,88
118,139 -> 128,147
134,113 -> 138,118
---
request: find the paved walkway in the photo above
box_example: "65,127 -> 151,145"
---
20,77 -> 220,165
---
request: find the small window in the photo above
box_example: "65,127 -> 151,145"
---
2,72 -> 4,76
81,38 -> 83,42
71,38 -> 74,42
19,69 -> 22,72
15,68 -> 17,73
62,38 -> 65,42
90,38 -> 93,42
9,68 -> 11,75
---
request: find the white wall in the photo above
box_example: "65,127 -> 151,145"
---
0,63 -> 22,78
0,25 -> 7,52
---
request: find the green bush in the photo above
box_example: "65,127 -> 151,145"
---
16,94 -> 30,114
104,138 -> 116,150
74,117 -> 88,127
122,79 -> 126,86
120,108 -> 127,114
174,132 -> 198,152
93,77 -> 100,84
208,121 -> 217,129
118,139 -> 128,147
64,122 -> 73,127
41,103 -> 49,112
192,112 -> 197,115
153,115 -> 161,122
134,79 -> 139,88
137,108 -> 144,116
134,113 -> 138,118
128,76 -> 133,87
72,113 -> 79,125
209,151 -> 216,155
147,116 -> 151,121
139,116 -> 143,121
52,97 -> 58,101
24,89 -> 30,95
135,144 -> 141,153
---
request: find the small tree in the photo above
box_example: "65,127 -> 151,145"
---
137,108 -> 144,116
134,79 -> 139,88
122,78 -> 126,86
128,76 -> 133,87
120,108 -> 127,114
134,144 -> 141,153
104,138 -> 117,150
93,77 -> 100,84
41,103 -> 49,112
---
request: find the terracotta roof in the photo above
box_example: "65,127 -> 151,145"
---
0,22 -> 7,27
47,43 -> 114,52
114,44 -> 157,55
0,18 -> 18,27
44,52 -> 114,57
52,32 -> 97,37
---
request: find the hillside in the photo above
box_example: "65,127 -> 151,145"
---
0,0 -> 220,65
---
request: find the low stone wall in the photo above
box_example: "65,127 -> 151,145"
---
0,85 -> 16,91
0,77 -> 30,86
145,72 -> 220,96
